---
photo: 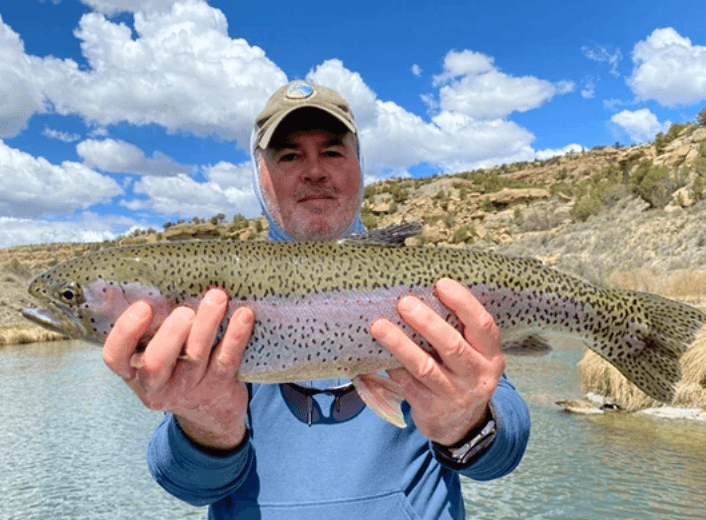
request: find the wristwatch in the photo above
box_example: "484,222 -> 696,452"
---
431,405 -> 497,469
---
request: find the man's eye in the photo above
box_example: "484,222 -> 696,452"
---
278,153 -> 298,162
324,150 -> 343,157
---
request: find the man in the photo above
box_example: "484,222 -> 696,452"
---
103,81 -> 530,519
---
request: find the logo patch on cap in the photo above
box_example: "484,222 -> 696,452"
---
285,81 -> 314,100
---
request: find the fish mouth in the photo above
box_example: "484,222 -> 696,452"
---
21,306 -> 85,337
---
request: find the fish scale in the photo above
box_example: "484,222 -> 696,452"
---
22,225 -> 706,426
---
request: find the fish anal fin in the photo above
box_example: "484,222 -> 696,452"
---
352,373 -> 406,427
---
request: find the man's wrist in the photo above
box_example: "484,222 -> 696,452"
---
431,404 -> 497,469
175,415 -> 248,456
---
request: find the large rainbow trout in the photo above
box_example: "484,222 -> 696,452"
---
22,224 -> 706,427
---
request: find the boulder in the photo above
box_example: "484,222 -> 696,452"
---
690,127 -> 706,143
480,188 -> 550,208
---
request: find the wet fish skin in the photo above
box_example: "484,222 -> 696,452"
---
22,231 -> 706,412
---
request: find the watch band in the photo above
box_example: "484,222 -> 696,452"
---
432,405 -> 497,469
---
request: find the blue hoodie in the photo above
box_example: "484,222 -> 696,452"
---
146,130 -> 530,520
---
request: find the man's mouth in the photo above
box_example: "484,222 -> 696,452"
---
297,190 -> 338,203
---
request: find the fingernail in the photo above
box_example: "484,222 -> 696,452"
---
398,296 -> 418,313
204,288 -> 227,306
436,278 -> 454,292
127,301 -> 151,321
171,306 -> 195,320
129,354 -> 143,370
237,307 -> 254,325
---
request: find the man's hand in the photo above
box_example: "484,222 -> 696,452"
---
371,278 -> 505,446
102,288 -> 254,452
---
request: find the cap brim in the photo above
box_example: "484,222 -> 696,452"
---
257,105 -> 357,150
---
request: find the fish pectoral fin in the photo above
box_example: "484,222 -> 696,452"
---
352,373 -> 406,428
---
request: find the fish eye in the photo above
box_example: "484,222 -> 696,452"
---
57,282 -> 84,305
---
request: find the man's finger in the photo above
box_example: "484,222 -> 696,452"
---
212,306 -> 255,379
435,278 -> 501,356
395,292 -> 475,376
139,306 -> 195,390
371,318 -> 452,394
184,288 -> 229,365
103,301 -> 153,380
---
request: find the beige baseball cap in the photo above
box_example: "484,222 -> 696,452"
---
254,80 -> 357,150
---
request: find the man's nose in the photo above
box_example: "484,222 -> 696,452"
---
302,156 -> 329,183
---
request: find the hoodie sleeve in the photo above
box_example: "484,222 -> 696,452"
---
146,414 -> 254,507
436,374 -> 530,481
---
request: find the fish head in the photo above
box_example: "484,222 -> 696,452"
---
23,270 -> 92,340
21,257 -> 136,345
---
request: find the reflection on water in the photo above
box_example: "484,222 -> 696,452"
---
1,340 -> 705,519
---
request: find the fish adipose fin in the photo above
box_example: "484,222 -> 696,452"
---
352,373 -> 406,427
600,291 -> 706,402
340,222 -> 423,247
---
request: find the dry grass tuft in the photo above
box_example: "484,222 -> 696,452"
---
0,327 -> 65,346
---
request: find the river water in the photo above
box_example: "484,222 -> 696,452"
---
1,340 -> 704,520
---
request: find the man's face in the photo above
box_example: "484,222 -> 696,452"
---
259,129 -> 361,241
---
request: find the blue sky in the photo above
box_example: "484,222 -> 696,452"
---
1,0 -> 705,247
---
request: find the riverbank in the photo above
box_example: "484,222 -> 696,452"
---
0,327 -> 66,347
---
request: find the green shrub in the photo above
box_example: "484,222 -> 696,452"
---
550,182 -> 574,198
570,194 -> 602,222
691,174 -> 706,202
452,226 -> 474,244
630,161 -> 672,208
666,122 -> 687,142
513,207 -> 524,224
361,213 -> 379,229
392,184 -> 409,203
654,132 -> 668,155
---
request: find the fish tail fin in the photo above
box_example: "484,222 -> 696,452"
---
601,291 -> 706,402
352,373 -> 406,428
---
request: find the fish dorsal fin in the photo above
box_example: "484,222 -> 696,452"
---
339,222 -> 423,247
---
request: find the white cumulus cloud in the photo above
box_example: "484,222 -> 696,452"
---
305,58 -> 574,178
628,27 -> 706,106
431,50 -> 575,120
0,140 -> 123,218
0,14 -> 76,138
0,214 -> 120,248
610,108 -> 670,143
78,0 -> 184,15
0,2 -> 287,148
76,138 -> 192,176
131,161 -> 259,218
